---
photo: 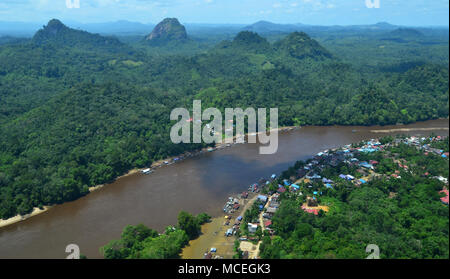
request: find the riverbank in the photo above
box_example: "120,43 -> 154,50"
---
1,119 -> 448,258
0,119 -> 447,230
0,126 -> 296,230
182,194 -> 259,259
370,127 -> 449,133
186,134 -> 449,259
0,206 -> 51,228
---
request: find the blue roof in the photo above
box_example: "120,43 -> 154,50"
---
325,183 -> 333,189
359,179 -> 367,183
313,191 -> 318,195
291,184 -> 300,189
257,195 -> 268,202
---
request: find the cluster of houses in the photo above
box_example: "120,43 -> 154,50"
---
223,196 -> 241,214
407,136 -> 449,158
246,193 -> 280,235
234,135 -> 448,259
225,214 -> 243,237
261,193 -> 280,234
273,136 -> 448,215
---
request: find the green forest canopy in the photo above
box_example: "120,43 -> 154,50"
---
0,19 -> 448,219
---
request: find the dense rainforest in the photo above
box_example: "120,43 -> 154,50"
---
0,18 -> 448,219
101,211 -> 211,259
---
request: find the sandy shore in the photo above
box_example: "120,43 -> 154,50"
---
0,122 -> 446,229
181,194 -> 258,259
0,206 -> 51,228
0,128 -> 290,230
371,127 -> 449,133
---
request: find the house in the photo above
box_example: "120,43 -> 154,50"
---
302,207 -> 319,215
360,162 -> 374,170
225,228 -> 233,237
257,195 -> 268,203
436,176 -> 448,184
269,200 -> 280,208
322,178 -> 333,184
277,187 -> 286,193
306,174 -> 322,180
439,189 -> 449,205
266,207 -> 277,214
248,223 -> 258,233
241,192 -> 248,199
264,220 -> 272,228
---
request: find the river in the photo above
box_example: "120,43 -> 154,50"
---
0,119 -> 448,259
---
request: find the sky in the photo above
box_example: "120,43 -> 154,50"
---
0,0 -> 448,26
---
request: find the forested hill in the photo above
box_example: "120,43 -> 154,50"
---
0,18 -> 448,219
33,19 -> 124,50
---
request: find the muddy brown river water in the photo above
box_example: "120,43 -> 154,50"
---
0,119 -> 448,258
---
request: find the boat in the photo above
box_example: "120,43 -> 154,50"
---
141,168 -> 152,174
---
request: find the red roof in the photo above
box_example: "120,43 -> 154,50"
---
264,220 -> 272,227
301,205 -> 319,215
440,189 -> 449,204
277,187 -> 286,193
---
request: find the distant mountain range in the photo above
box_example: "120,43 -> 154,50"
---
1,19 -> 447,38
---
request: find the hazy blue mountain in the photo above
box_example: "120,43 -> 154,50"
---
243,21 -> 301,33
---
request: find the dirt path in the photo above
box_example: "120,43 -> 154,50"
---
181,194 -> 258,259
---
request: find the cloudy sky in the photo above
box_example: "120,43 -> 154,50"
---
0,0 -> 448,26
